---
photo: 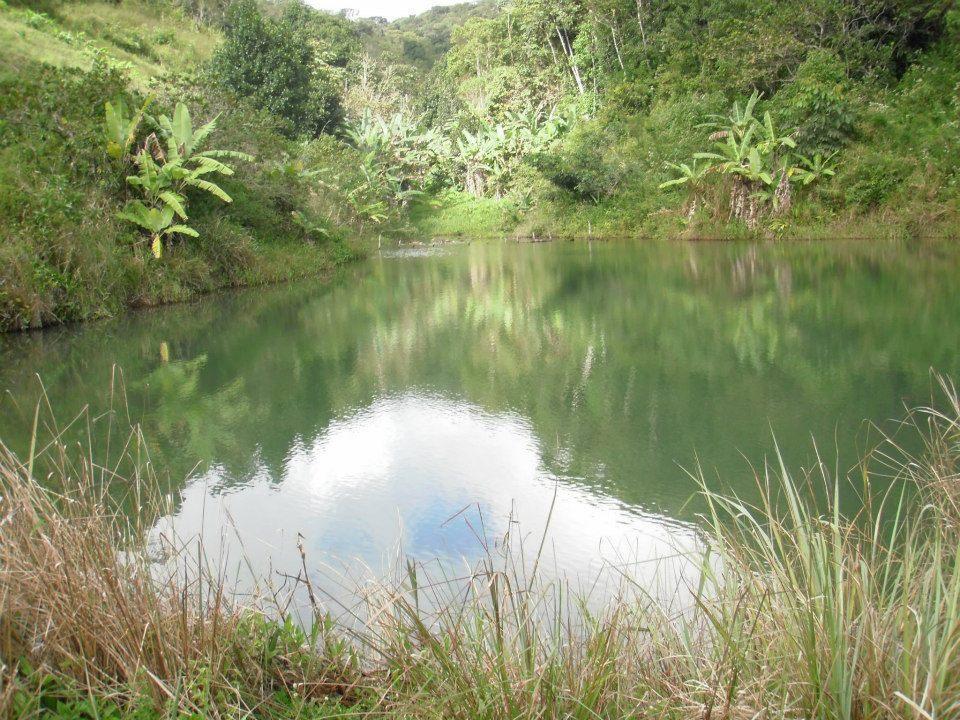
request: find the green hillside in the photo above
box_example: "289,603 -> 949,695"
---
1,0 -> 959,332
0,0 -> 360,331
0,0 -> 217,83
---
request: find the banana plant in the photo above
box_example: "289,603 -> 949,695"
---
791,152 -> 838,186
659,160 -> 714,220
117,201 -> 198,259
737,148 -> 775,187
290,211 -> 330,240
659,160 -> 712,190
104,96 -> 152,160
692,103 -> 779,227
343,110 -> 448,210
457,126 -> 498,196
152,103 -> 254,200
700,90 -> 762,141
695,121 -> 758,174
668,94 -> 839,229
125,151 -> 188,214
756,111 -> 797,156
111,101 -> 253,259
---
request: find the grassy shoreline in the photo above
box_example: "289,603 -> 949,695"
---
1,240 -> 361,336
405,191 -> 960,245
1,380 -> 959,718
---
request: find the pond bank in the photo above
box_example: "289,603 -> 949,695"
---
404,191 -> 960,245
1,241 -> 360,334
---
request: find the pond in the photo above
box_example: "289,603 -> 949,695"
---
1,239 -> 958,612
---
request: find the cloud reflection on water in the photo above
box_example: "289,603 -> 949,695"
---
152,392 -> 704,616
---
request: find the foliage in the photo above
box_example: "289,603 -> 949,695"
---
0,43 -> 357,331
406,0 -> 959,237
770,50 -> 859,153
110,101 -> 253,258
654,92 -> 829,229
2,0 -> 960,335
338,102 -> 577,206
103,95 -> 150,160
363,0 -> 498,71
454,108 -> 575,197
210,0 -> 344,137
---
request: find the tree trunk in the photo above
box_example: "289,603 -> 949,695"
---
729,176 -> 760,229
610,21 -> 625,71
555,27 -> 585,95
635,0 -> 648,54
465,168 -> 487,197
774,169 -> 792,216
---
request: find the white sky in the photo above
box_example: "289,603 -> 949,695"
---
307,0 -> 466,21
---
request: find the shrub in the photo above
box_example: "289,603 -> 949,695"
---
771,50 -> 858,153
842,153 -> 907,208
210,0 -> 344,137
110,101 -> 253,259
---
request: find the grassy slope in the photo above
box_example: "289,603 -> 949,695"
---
0,0 -> 357,332
406,190 -> 519,239
0,0 -> 216,85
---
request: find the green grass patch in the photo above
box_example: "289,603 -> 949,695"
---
0,0 -> 218,87
408,190 -> 519,239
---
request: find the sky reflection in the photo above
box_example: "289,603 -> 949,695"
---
152,392 -> 702,616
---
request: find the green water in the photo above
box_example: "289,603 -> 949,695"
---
1,239 -> 957,595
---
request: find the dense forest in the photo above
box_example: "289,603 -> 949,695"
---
1,0 -> 958,331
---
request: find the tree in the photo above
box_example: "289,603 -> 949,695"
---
211,0 -> 344,137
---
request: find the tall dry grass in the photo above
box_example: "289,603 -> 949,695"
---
1,379 -> 959,719
0,410 -> 358,718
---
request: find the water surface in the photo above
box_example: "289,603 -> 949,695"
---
1,239 -> 957,607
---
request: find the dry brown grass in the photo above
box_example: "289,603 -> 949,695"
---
0,417 -> 359,718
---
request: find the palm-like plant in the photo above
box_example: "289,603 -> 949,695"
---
659,160 -> 713,220
791,152 -> 838,186
113,102 -> 253,258
104,96 -> 152,160
342,110 -> 447,213
680,94 -> 831,229
117,202 -> 198,260
695,122 -> 759,175
700,90 -> 762,141
290,210 -> 330,240
151,103 -> 254,202
756,111 -> 797,156
454,108 -> 572,198
457,126 -> 499,196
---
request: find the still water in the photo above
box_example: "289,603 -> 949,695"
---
1,240 -> 957,607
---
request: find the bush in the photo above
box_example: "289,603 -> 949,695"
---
533,119 -> 632,202
841,154 -> 907,208
210,0 -> 344,137
771,50 -> 859,153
